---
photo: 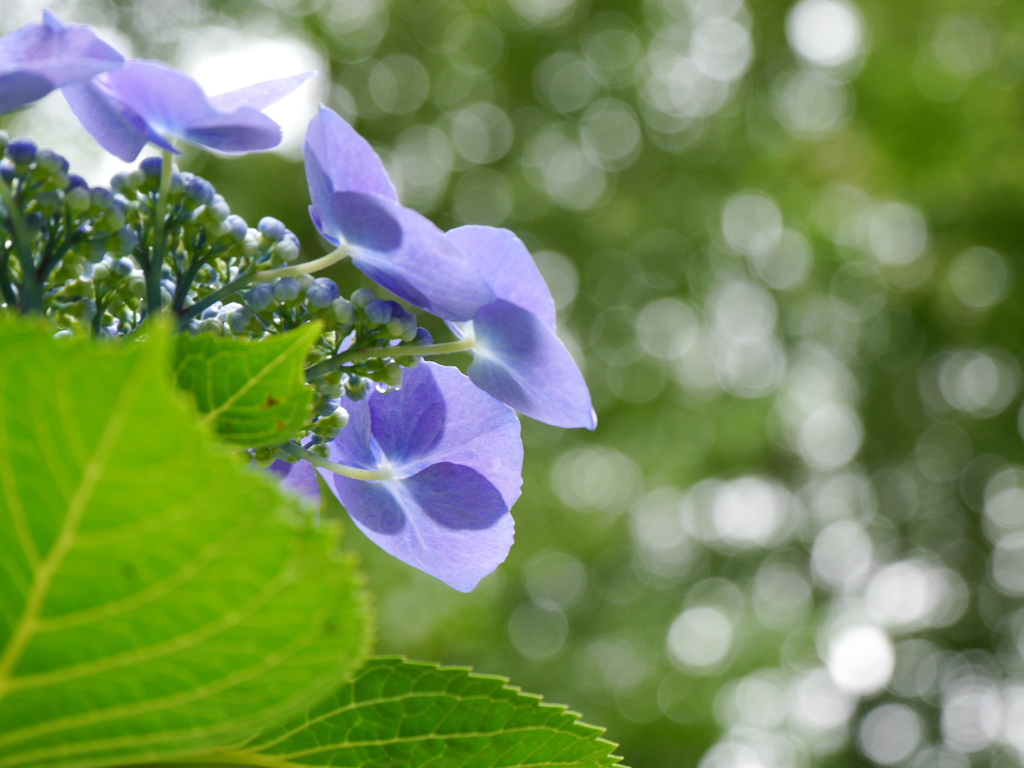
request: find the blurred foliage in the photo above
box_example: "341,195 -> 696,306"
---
8,0 -> 1024,765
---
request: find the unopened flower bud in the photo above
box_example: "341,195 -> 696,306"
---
110,171 -> 132,193
89,187 -> 114,212
252,447 -> 276,468
221,214 -> 246,241
91,261 -> 110,281
6,137 -> 37,165
316,396 -> 341,417
247,281 -> 276,311
110,227 -> 138,254
346,374 -> 368,400
185,176 -> 214,206
0,159 -> 14,183
199,317 -> 225,335
207,194 -> 230,222
273,277 -> 302,303
35,148 -> 68,174
351,287 -> 376,308
35,189 -> 62,213
272,235 -> 299,263
388,313 -> 418,341
306,277 -> 339,308
227,308 -> 253,334
413,328 -> 433,346
258,216 -> 286,241
65,186 -> 91,214
139,156 -> 163,179
127,273 -> 146,297
113,257 -> 134,277
364,299 -> 393,325
123,169 -> 145,190
382,363 -> 403,388
100,205 -> 126,230
330,297 -> 356,326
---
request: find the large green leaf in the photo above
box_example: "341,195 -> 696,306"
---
211,658 -> 625,768
0,318 -> 372,768
173,323 -> 321,447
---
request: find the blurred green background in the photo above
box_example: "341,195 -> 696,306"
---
7,0 -> 1024,765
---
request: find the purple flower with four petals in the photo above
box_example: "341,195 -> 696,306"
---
273,363 -> 522,592
303,106 -> 494,321
0,11 -> 123,114
62,60 -> 313,161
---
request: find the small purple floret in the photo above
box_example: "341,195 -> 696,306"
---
302,106 -> 494,322
300,362 -> 523,592
62,60 -> 314,161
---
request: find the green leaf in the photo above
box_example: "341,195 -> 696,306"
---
0,318 -> 372,768
173,323 -> 321,447
214,657 -> 625,768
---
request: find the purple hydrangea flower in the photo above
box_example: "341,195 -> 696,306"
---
446,225 -> 597,430
272,362 -> 522,591
303,106 -> 494,322
62,59 -> 313,161
0,11 -> 123,114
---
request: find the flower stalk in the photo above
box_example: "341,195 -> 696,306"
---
144,148 -> 174,320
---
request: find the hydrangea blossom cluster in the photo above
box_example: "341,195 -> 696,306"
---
0,11 -> 595,591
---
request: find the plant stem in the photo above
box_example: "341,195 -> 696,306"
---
303,337 -> 475,381
144,149 -> 174,320
0,250 -> 16,307
280,442 -> 391,482
0,175 -> 40,313
177,270 -> 253,328
254,244 -> 350,280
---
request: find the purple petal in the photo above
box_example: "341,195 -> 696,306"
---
468,300 -> 597,430
303,106 -> 397,222
0,11 -> 123,113
67,59 -> 292,158
330,192 -> 494,321
182,107 -> 282,154
0,71 -> 52,114
62,79 -> 161,162
364,364 -> 448,465
322,362 -> 523,590
446,226 -> 557,330
208,71 -> 314,112
94,60 -> 216,137
267,459 -> 322,504
308,204 -> 339,247
324,465 -> 514,592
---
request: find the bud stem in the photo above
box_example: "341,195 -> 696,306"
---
303,337 -> 475,381
0,175 -> 40,313
281,442 -> 391,482
254,244 -> 350,280
144,148 -> 174,320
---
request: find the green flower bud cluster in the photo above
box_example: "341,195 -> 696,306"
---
0,140 -> 305,336
304,286 -> 434,399
0,134 -> 140,325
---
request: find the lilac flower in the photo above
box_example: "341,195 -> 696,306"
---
0,11 -> 123,114
62,59 -> 313,161
273,362 -> 522,592
446,225 -> 597,430
303,106 -> 493,321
